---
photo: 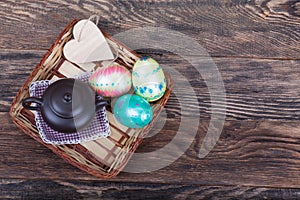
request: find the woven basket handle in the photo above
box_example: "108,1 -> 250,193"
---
22,97 -> 43,111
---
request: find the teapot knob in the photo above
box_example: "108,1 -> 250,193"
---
63,93 -> 72,103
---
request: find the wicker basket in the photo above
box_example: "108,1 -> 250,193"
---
9,20 -> 173,178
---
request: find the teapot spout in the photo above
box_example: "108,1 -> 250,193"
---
96,98 -> 111,110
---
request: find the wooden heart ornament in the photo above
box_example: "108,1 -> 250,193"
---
63,20 -> 114,64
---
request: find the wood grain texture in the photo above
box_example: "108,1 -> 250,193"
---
2,179 -> 300,200
0,0 -> 299,58
2,110 -> 300,188
2,0 -> 300,199
2,50 -> 300,120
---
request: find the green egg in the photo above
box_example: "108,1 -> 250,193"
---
113,94 -> 153,128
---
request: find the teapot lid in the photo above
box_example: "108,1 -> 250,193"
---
45,79 -> 94,119
40,79 -> 96,134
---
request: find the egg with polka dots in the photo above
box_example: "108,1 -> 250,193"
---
132,57 -> 167,102
89,65 -> 132,97
113,94 -> 153,128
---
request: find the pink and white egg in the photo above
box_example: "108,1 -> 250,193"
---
88,65 -> 132,97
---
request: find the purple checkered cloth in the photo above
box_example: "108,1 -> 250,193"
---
29,74 -> 111,145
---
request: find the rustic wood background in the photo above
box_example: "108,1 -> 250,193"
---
1,0 -> 300,199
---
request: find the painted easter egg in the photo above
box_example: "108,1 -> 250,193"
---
113,94 -> 153,128
132,57 -> 166,102
89,65 -> 132,97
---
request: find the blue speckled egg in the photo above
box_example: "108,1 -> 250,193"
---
132,57 -> 167,102
113,94 -> 153,128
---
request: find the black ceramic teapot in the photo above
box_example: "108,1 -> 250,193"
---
22,78 -> 110,133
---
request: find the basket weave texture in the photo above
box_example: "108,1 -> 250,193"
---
9,20 -> 173,178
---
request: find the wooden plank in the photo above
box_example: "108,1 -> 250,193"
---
2,50 -> 300,121
0,0 -> 299,58
157,54 -> 300,121
1,179 -> 300,199
57,60 -> 85,77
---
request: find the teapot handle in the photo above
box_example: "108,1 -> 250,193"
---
95,98 -> 111,111
22,97 -> 43,111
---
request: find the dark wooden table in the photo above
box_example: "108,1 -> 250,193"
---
1,0 -> 300,199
